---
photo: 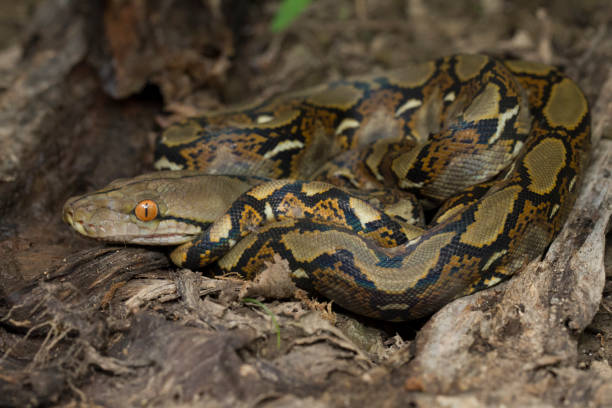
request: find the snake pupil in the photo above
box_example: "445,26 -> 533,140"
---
135,199 -> 158,221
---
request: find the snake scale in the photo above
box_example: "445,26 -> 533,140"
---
64,55 -> 590,321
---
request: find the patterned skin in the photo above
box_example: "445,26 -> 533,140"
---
64,55 -> 590,321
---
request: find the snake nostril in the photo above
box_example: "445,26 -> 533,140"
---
63,209 -> 74,223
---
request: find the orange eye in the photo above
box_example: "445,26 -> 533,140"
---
134,200 -> 158,221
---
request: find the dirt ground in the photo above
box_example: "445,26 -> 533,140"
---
0,0 -> 610,407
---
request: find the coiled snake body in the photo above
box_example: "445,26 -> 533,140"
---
64,55 -> 590,320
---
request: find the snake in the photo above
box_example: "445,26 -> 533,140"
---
63,55 -> 590,321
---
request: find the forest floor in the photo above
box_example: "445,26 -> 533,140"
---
0,1 -> 610,407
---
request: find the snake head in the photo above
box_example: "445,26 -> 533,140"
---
63,171 -> 260,245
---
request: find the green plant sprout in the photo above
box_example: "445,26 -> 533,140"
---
243,297 -> 282,349
271,0 -> 312,32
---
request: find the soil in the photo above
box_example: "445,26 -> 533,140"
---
0,1 -> 610,407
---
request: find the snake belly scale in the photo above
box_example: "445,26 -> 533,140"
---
63,55 -> 590,321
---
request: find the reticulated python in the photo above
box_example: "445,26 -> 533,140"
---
63,55 -> 590,321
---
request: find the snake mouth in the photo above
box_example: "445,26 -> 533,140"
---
68,219 -> 198,245
123,233 -> 198,245
63,205 -> 201,245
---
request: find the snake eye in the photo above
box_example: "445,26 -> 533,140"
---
134,200 -> 158,221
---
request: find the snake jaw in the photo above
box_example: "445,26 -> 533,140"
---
62,193 -> 202,245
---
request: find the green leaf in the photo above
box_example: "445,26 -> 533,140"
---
242,297 -> 282,349
271,0 -> 312,32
